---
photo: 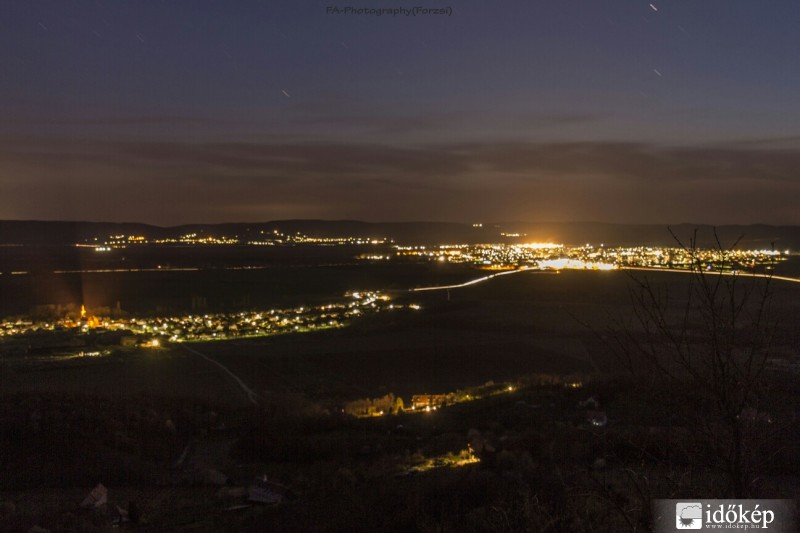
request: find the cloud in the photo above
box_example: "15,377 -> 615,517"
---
0,115 -> 230,127
0,137 -> 798,224
510,112 -> 608,127
455,142 -> 800,183
679,504 -> 703,520
288,108 -> 605,137
725,135 -> 800,149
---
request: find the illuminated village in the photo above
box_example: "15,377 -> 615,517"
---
390,242 -> 787,272
0,291 -> 409,345
85,229 -> 392,249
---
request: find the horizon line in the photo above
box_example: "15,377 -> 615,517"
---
1,219 -> 798,229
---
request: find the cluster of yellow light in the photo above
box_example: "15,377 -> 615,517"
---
750,249 -> 782,256
88,230 -> 392,247
414,449 -> 480,472
538,259 -> 617,271
1,291 -> 415,343
179,234 -> 238,244
107,235 -> 146,242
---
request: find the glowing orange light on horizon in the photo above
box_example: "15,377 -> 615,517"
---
520,242 -> 562,249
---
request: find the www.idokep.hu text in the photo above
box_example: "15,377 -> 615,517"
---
326,6 -> 453,16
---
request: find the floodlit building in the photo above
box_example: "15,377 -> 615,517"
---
411,394 -> 448,410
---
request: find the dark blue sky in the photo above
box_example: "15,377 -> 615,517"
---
1,1 -> 799,224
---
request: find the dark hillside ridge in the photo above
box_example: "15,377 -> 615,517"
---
1,220 -> 798,249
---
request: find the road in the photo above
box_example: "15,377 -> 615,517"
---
181,344 -> 260,405
620,266 -> 800,284
410,267 -> 554,292
411,265 -> 800,294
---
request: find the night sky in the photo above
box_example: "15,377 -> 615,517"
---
1,1 -> 799,225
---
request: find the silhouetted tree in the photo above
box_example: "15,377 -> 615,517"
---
611,228 -> 782,497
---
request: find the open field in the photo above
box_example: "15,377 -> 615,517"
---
0,271 -> 634,400
1,269 -> 798,531
4,269 -> 800,404
0,262 -> 478,317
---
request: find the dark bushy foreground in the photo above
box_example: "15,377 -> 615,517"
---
0,371 -> 797,532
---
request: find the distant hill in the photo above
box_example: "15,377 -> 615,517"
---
0,219 -> 798,249
496,222 -> 800,250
